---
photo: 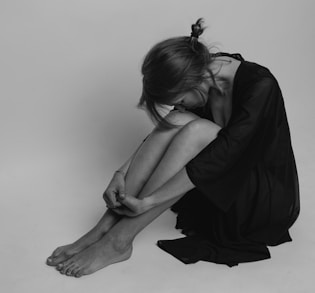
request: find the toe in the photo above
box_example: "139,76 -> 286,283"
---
52,247 -> 62,258
59,265 -> 66,274
47,259 -> 61,267
65,268 -> 73,276
59,268 -> 66,275
60,258 -> 75,274
46,257 -> 53,265
75,271 -> 83,278
69,266 -> 79,277
66,264 -> 77,277
56,263 -> 64,271
60,265 -> 70,275
56,260 -> 70,271
47,248 -> 65,266
71,267 -> 81,277
47,256 -> 62,266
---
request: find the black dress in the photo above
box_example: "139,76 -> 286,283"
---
157,53 -> 300,267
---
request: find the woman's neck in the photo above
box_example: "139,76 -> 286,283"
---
208,56 -> 241,97
205,57 -> 241,127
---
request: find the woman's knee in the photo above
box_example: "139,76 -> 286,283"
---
162,110 -> 200,127
184,118 -> 222,147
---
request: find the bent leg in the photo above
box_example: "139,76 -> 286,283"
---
47,111 -> 199,266
108,119 -> 221,243
124,110 -> 201,197
60,119 -> 220,277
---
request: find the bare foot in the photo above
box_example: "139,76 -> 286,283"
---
47,210 -> 121,266
46,227 -> 105,266
56,236 -> 132,277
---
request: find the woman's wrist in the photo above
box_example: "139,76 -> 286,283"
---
143,195 -> 157,210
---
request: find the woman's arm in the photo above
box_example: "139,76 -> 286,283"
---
145,168 -> 194,207
103,138 -> 147,208
113,168 -> 195,216
186,77 -> 277,211
114,77 -> 278,215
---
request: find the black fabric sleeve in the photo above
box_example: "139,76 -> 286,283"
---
186,77 -> 277,212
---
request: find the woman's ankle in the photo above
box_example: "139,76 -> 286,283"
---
105,232 -> 133,253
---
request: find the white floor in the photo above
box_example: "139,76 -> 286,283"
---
1,118 -> 314,293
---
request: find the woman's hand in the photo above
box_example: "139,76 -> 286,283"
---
103,171 -> 126,209
111,194 -> 154,217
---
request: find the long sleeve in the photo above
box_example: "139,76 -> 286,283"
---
186,77 -> 278,212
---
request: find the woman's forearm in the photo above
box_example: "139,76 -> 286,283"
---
145,168 -> 195,208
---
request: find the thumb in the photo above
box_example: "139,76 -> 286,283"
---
117,193 -> 138,209
116,191 -> 126,201
117,185 -> 126,198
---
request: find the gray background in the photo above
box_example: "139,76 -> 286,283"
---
1,0 -> 314,292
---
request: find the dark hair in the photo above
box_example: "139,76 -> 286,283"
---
138,18 -> 214,129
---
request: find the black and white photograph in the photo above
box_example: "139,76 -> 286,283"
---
0,0 -> 314,292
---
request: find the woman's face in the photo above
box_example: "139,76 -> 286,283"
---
169,79 -> 211,111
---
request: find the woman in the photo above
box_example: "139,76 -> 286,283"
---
46,18 -> 300,277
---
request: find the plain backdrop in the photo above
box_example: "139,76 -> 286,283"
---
1,1 -> 314,292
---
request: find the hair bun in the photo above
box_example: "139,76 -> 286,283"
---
190,18 -> 205,39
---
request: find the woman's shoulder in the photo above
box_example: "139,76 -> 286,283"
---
238,58 -> 273,78
213,52 -> 276,87
234,58 -> 278,95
